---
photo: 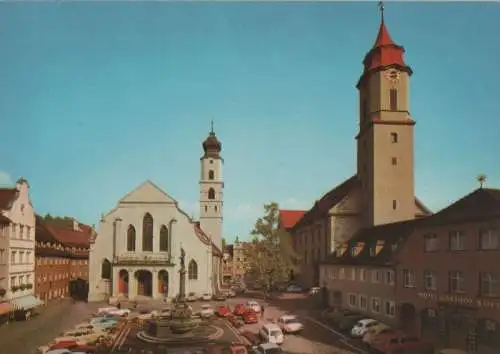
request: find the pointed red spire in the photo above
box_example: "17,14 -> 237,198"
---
373,21 -> 396,48
357,3 -> 412,88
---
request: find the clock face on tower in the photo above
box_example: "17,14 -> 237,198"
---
385,69 -> 401,83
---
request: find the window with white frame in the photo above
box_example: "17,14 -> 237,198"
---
424,234 -> 439,252
359,268 -> 366,281
424,270 -> 437,290
402,269 -> 416,288
449,231 -> 466,251
479,229 -> 499,250
480,272 -> 499,297
339,268 -> 345,279
371,297 -> 380,313
449,270 -> 465,293
372,269 -> 382,283
350,268 -> 356,280
348,293 -> 357,307
11,251 -> 16,264
329,268 -> 338,279
359,295 -> 368,310
384,300 -> 396,317
386,270 -> 395,285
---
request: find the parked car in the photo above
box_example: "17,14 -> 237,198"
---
308,287 -> 320,295
224,289 -> 236,297
339,314 -> 365,331
186,292 -> 197,302
247,300 -> 261,313
251,342 -> 283,354
362,323 -> 395,345
200,304 -> 215,318
258,323 -> 284,345
201,292 -> 212,301
213,293 -> 227,301
216,305 -> 231,317
276,315 -> 303,334
243,309 -> 258,324
286,284 -> 302,293
107,308 -> 130,317
234,303 -> 246,316
350,318 -> 379,337
206,343 -> 249,354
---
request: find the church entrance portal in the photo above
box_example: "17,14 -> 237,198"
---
135,270 -> 153,297
118,269 -> 129,296
158,270 -> 169,297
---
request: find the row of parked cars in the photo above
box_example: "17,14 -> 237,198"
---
37,307 -> 129,354
323,309 -> 434,354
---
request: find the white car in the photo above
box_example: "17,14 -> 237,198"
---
308,287 -> 320,295
286,284 -> 302,293
107,308 -> 130,317
201,292 -> 212,301
247,300 -> 261,313
186,292 -> 197,302
259,323 -> 284,345
252,342 -> 284,353
277,315 -> 303,334
200,304 -> 215,318
350,318 -> 379,337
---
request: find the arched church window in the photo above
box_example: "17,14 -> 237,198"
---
159,225 -> 169,252
188,260 -> 198,280
142,213 -> 154,252
389,89 -> 398,111
208,170 -> 215,180
127,225 -> 136,251
208,188 -> 215,200
101,259 -> 111,280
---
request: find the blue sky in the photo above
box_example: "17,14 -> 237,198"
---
1,2 -> 499,242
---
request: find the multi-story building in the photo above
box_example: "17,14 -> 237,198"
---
289,11 -> 431,288
222,244 -> 234,285
396,187 -> 500,354
35,217 -> 92,303
232,238 -> 250,282
0,178 -> 40,315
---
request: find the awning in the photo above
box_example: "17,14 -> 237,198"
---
10,295 -> 43,310
0,302 -> 12,315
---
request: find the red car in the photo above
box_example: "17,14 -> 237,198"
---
242,309 -> 258,324
233,303 -> 246,316
216,305 -> 231,317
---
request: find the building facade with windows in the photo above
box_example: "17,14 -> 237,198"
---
88,130 -> 224,302
321,187 -> 500,354
291,12 -> 431,288
0,178 -> 40,313
35,217 -> 92,303
396,188 -> 500,354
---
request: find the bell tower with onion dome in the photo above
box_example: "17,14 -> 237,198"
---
199,121 -> 224,250
356,3 -> 415,227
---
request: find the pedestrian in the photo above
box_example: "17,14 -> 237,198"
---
261,304 -> 265,319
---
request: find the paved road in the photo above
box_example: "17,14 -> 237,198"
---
0,300 -> 104,354
223,296 -> 368,354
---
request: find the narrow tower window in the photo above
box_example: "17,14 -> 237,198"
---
389,89 -> 398,111
391,157 -> 398,166
208,188 -> 215,200
204,206 -> 208,212
214,206 -> 218,212
208,170 -> 215,180
392,200 -> 398,210
390,132 -> 398,143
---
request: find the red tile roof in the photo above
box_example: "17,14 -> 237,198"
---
0,188 -> 17,210
358,19 -> 412,87
279,210 -> 305,231
36,217 -> 91,248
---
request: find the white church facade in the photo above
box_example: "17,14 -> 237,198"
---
88,129 -> 224,302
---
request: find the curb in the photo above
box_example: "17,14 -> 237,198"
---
224,320 -> 251,346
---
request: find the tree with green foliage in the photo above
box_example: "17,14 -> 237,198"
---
245,202 -> 300,293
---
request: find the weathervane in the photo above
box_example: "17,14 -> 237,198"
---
477,174 -> 487,189
378,1 -> 385,23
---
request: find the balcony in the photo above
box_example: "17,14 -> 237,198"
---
112,254 -> 175,266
